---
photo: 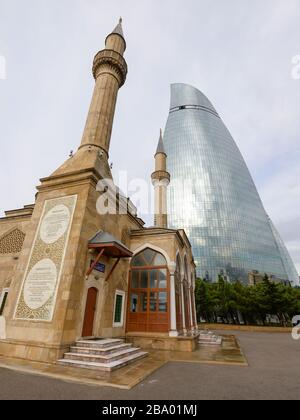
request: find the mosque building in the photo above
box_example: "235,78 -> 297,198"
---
0,20 -> 198,370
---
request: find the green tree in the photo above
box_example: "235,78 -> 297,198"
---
194,276 -> 300,327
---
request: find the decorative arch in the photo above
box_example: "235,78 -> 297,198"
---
132,243 -> 172,267
131,248 -> 167,268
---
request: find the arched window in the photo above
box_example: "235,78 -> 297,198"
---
127,248 -> 169,333
131,248 -> 167,268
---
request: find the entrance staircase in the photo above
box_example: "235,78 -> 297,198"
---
58,338 -> 148,372
198,330 -> 223,346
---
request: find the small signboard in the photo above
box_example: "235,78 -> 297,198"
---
91,260 -> 106,273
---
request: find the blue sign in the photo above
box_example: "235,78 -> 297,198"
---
91,261 -> 106,273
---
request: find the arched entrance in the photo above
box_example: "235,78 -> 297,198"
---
82,287 -> 98,337
127,248 -> 169,333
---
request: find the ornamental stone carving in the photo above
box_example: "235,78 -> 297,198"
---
92,49 -> 128,87
0,229 -> 25,254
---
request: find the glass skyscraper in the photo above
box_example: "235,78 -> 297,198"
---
164,83 -> 299,286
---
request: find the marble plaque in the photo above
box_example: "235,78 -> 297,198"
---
24,259 -> 57,310
14,195 -> 77,321
40,205 -> 70,244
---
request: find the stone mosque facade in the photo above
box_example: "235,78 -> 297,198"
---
0,20 -> 198,367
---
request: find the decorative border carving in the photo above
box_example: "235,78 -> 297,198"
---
92,49 -> 127,86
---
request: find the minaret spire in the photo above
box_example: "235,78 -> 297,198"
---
151,130 -> 170,229
156,129 -> 166,155
110,17 -> 125,39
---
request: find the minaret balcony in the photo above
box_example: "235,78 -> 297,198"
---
92,49 -> 128,86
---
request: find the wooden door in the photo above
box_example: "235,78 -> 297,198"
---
82,287 -> 98,337
127,269 -> 170,333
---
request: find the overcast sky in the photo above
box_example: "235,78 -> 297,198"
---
0,0 -> 299,274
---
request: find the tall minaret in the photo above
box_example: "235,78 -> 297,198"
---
2,21 -> 130,362
79,18 -> 127,156
50,18 -> 127,180
151,130 -> 170,229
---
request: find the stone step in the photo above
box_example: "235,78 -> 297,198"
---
199,336 -> 218,341
64,347 -> 141,364
58,351 -> 148,372
75,339 -> 124,349
70,343 -> 133,355
198,338 -> 222,346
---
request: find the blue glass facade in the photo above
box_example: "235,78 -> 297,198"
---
164,83 -> 299,285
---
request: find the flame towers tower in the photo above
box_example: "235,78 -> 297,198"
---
163,83 -> 299,285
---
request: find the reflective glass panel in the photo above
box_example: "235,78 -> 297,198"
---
130,293 -> 138,313
153,253 -> 167,266
158,292 -> 168,312
143,249 -> 156,265
149,292 -> 157,312
131,254 -> 146,267
140,292 -> 147,312
140,271 -> 148,288
150,270 -> 157,288
131,271 -> 139,288
158,269 -> 167,289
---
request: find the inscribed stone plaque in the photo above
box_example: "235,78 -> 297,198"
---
40,205 -> 70,244
14,195 -> 77,321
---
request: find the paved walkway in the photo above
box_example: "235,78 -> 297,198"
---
0,331 -> 299,400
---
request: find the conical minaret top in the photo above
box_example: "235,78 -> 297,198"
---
105,17 -> 126,55
156,129 -> 167,156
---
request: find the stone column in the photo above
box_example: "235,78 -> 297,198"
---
180,277 -> 187,335
168,263 -> 178,337
188,285 -> 195,332
152,179 -> 170,228
192,284 -> 198,331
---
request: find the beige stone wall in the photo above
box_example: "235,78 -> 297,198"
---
75,207 -> 142,340
0,179 -> 143,356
